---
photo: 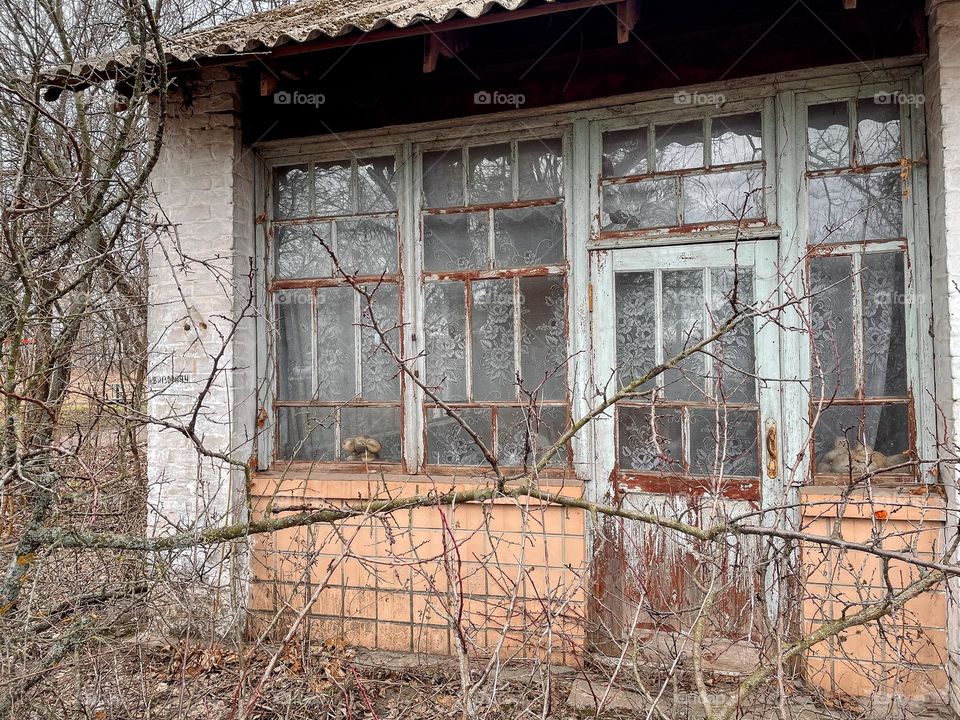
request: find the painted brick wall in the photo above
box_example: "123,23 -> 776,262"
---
147,66 -> 257,635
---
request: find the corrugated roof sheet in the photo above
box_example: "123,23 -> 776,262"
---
47,0 -> 554,83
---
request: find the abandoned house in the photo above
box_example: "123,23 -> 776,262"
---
43,0 -> 960,711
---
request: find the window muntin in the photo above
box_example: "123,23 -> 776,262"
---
273,154 -> 403,464
599,112 -> 765,233
420,139 -> 570,468
804,96 -> 913,479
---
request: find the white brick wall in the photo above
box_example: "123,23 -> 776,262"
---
147,67 -> 256,636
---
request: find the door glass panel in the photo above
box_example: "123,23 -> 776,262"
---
689,409 -> 759,476
861,252 -> 907,397
809,256 -> 856,397
618,407 -> 682,472
807,102 -> 850,170
710,268 -> 756,403
615,271 -> 657,392
856,99 -> 901,166
661,269 -> 706,401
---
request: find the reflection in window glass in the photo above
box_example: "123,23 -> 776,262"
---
423,150 -> 464,208
602,127 -> 649,178
807,102 -> 850,170
275,165 -> 310,218
711,113 -> 762,165
655,121 -> 704,171
682,169 -> 763,224
468,143 -> 512,204
275,223 -> 332,279
358,156 -> 398,212
518,139 -> 563,199
603,178 -> 677,230
808,170 -> 902,244
857,99 -> 901,166
336,217 -> 398,275
314,161 -> 353,215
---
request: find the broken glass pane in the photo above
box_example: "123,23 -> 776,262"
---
602,178 -> 678,230
711,113 -> 762,165
857,99 -> 901,166
336,217 -> 398,276
427,407 -> 491,465
661,270 -> 706,401
518,139 -> 563,199
275,223 -> 333,279
682,169 -> 763,224
314,160 -> 353,216
278,407 -> 337,461
316,286 -> 356,402
277,289 -> 313,401
655,121 -> 704,171
618,406 -> 682,472
423,150 -> 464,208
809,256 -> 855,398
494,204 -> 564,267
520,276 -> 567,401
615,271 -> 657,392
497,405 -> 567,467
689,409 -> 759,477
358,156 -> 398,212
807,101 -> 850,170
425,282 -> 467,400
808,170 -> 902,244
602,127 -> 649,178
813,403 -> 911,476
861,252 -> 907,397
275,164 -> 310,218
341,407 -> 402,462
468,143 -> 512,204
359,284 -> 401,401
423,211 -> 489,271
472,279 -> 516,402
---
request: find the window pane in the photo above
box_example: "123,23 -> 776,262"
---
497,405 -> 567,467
710,268 -> 756,403
358,156 -> 397,212
518,139 -> 563,200
423,212 -> 489,271
857,99 -> 901,166
809,170 -> 902,244
275,164 -> 310,218
682,169 -> 763,224
689,409 -> 759,477
427,407 -> 491,465
314,160 -> 353,215
277,289 -> 313,401
472,280 -> 515,401
711,113 -> 762,165
278,407 -> 336,461
602,178 -> 677,230
615,271 -> 657,392
360,284 -> 401,401
316,287 -> 356,401
423,150 -> 463,208
655,121 -> 704,171
494,204 -> 564,267
341,407 -> 402,462
661,270 -> 706,401
861,252 -> 907,397
602,127 -> 649,178
468,143 -> 512,204
807,101 -> 850,170
425,282 -> 467,400
813,403 -> 911,476
810,256 -> 855,397
520,276 -> 567,400
275,223 -> 332,279
618,407 -> 682,472
336,217 -> 398,275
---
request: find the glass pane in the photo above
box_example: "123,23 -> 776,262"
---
518,139 -> 563,199
861,253 -> 907,397
857,99 -> 901,166
360,284 -> 401,401
661,270 -> 706,401
602,127 -> 649,178
497,405 -> 567,467
423,212 -> 489,271
423,150 -> 464,208
602,178 -> 677,230
316,287 -> 356,401
468,143 -> 512,204
689,409 -> 759,477
813,403 -> 912,476
314,160 -> 353,215
494,204 -> 564,267
336,217 -> 398,276
277,289 -> 313,401
618,407 -> 682,472
427,407 -> 491,466
682,169 -> 763,224
809,170 -> 902,244
278,407 -> 336,461
655,120 -> 704,171
275,164 -> 310,218
275,223 -> 332,279
341,407 -> 402,462
520,276 -> 567,401
807,101 -> 850,170
809,257 -> 855,398
711,113 -> 762,165
425,282 -> 467,400
358,156 -> 397,212
710,268 -> 756,403
472,280 -> 516,401
615,272 -> 657,392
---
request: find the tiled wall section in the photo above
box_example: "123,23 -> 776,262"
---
247,473 -> 588,665
800,488 -> 948,701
